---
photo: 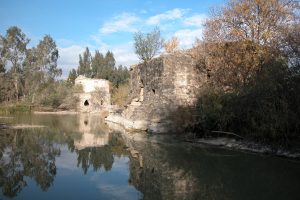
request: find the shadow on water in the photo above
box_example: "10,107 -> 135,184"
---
0,113 -> 300,199
107,122 -> 300,200
126,138 -> 300,200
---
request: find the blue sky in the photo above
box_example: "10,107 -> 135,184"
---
0,0 -> 225,78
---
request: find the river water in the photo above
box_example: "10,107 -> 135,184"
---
0,114 -> 300,200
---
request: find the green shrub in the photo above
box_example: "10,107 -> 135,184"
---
111,82 -> 130,106
0,104 -> 31,114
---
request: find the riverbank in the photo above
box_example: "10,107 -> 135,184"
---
0,123 -> 46,129
105,120 -> 300,160
34,111 -> 78,115
184,137 -> 300,159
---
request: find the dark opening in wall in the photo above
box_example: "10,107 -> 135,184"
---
140,79 -> 144,88
84,100 -> 89,106
84,120 -> 88,125
152,89 -> 155,94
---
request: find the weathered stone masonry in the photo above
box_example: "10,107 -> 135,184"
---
75,75 -> 111,113
106,52 -> 206,132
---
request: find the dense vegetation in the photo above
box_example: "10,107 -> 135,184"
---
187,0 -> 300,146
67,47 -> 129,87
131,0 -> 299,146
0,26 -> 73,111
0,27 -> 129,111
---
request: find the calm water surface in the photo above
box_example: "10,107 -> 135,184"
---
0,114 -> 300,200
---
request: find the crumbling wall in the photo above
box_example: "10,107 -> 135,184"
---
130,53 -> 204,105
127,53 -> 205,120
75,76 -> 111,113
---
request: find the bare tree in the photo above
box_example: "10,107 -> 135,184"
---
164,36 -> 179,53
134,27 -> 164,62
201,0 -> 300,90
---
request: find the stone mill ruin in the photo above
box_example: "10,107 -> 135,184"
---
75,75 -> 111,113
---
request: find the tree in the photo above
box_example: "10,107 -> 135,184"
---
75,49 -> 129,87
77,47 -> 92,77
204,0 -> 299,45
23,35 -> 61,102
0,36 -> 6,73
164,36 -> 179,53
1,26 -> 29,101
91,50 -> 105,78
67,68 -> 77,85
202,0 -> 299,90
134,27 -> 164,62
35,35 -> 61,81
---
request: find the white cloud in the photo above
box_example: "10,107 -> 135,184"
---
58,45 -> 85,78
146,8 -> 187,25
57,10 -> 209,79
97,183 -> 140,200
174,28 -> 203,48
57,42 -> 138,79
111,43 -> 139,67
100,13 -> 140,34
183,14 -> 207,27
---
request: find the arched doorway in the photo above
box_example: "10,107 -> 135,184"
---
84,100 -> 89,106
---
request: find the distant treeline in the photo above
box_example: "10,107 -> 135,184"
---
67,47 -> 129,87
0,26 -> 129,110
0,26 -> 63,105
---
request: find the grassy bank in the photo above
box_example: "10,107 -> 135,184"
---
0,104 -> 32,115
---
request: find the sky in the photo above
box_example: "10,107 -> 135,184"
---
0,0 -> 225,78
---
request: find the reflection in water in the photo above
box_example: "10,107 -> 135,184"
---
0,114 -> 300,200
74,114 -> 122,174
74,114 -> 110,150
0,129 -> 60,197
0,114 -> 125,198
125,138 -> 300,200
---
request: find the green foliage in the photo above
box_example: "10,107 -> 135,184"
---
186,0 -> 300,147
0,104 -> 31,115
72,48 -> 129,87
111,82 -> 130,106
0,26 -> 62,106
134,27 -> 164,62
34,81 -> 80,110
193,59 -> 300,145
0,26 -> 29,101
77,47 -> 92,77
67,68 -> 77,85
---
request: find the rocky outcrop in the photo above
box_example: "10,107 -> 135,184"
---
106,52 -> 206,133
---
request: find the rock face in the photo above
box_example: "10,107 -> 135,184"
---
75,75 -> 111,113
106,52 -> 206,133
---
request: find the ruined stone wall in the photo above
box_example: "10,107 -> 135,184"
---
127,52 -> 206,121
130,53 -> 205,106
75,76 -> 111,113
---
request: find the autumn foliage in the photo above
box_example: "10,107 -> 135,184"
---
191,0 -> 300,145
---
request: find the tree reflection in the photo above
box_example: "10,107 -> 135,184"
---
0,129 -> 60,197
76,146 -> 113,174
76,132 -> 127,174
